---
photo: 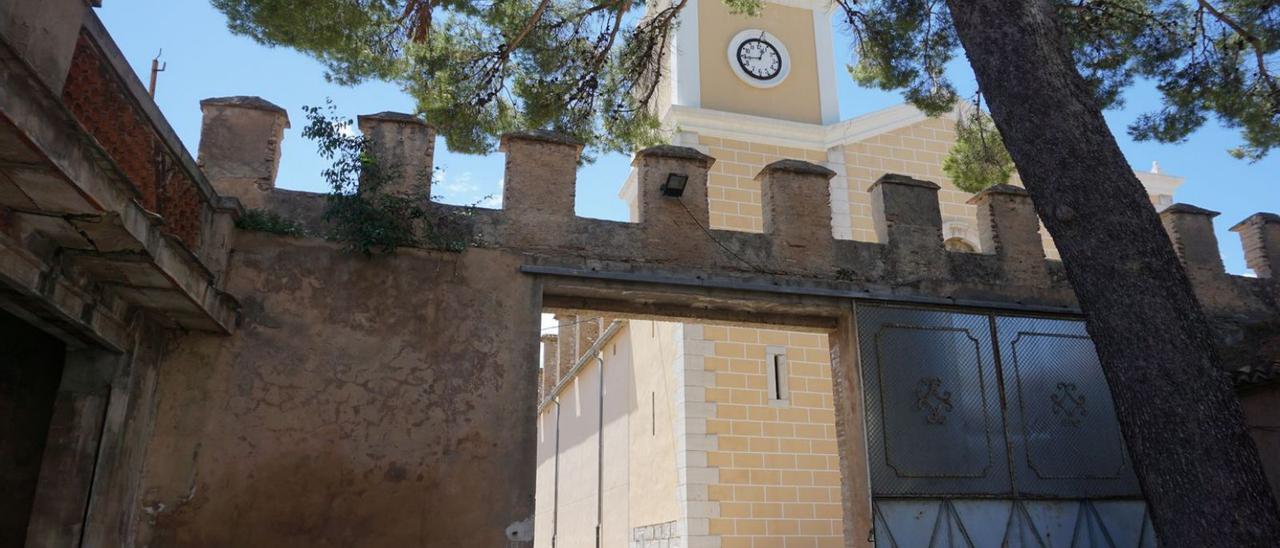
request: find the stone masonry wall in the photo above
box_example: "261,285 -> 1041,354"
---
131,233 -> 541,547
148,101 -> 1280,548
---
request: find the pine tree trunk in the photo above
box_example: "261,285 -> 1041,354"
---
943,0 -> 1280,544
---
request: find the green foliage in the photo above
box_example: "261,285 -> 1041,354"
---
235,208 -> 307,237
841,0 -> 960,116
214,0 -> 1280,160
302,102 -> 480,256
833,0 -> 1279,159
943,104 -> 1015,193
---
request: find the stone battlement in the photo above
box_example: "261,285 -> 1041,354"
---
200,101 -> 1280,368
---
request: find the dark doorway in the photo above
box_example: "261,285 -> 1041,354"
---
0,308 -> 66,546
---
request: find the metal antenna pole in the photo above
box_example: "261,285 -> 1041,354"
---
148,49 -> 166,98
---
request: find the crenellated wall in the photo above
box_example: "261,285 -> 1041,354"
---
138,102 -> 1280,547
185,99 -> 1280,359
5,1 -> 1272,542
426,130 -> 1273,327
61,98 -> 1280,546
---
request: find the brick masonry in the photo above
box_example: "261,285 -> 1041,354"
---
61,32 -> 204,250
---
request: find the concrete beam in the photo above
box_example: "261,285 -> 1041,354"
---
0,37 -> 238,335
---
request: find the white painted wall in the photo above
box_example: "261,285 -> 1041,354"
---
533,322 -> 681,547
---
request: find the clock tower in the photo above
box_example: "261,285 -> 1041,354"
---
664,0 -> 839,126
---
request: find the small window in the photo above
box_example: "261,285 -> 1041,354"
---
766,345 -> 789,406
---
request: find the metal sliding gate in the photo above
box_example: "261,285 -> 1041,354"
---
857,305 -> 1156,547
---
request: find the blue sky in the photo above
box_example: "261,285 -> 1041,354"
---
97,1 -> 1274,273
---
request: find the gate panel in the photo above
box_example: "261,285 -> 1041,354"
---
995,316 -> 1140,497
856,305 -> 1153,547
858,306 -> 1011,496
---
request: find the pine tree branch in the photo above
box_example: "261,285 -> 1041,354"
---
1196,0 -> 1280,110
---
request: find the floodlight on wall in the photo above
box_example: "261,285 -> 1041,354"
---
661,173 -> 689,197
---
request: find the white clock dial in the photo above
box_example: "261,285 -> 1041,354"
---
736,38 -> 782,81
726,30 -> 791,88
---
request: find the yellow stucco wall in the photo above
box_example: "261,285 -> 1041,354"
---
840,116 -> 1065,259
699,118 -> 1071,257
702,326 -> 844,548
701,136 -> 827,233
697,1 -> 823,124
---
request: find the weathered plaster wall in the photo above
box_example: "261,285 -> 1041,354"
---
133,232 -> 541,546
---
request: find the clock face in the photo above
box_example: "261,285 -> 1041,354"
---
736,38 -> 782,81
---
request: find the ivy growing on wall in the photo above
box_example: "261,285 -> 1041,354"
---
302,103 -> 481,256
235,208 -> 308,237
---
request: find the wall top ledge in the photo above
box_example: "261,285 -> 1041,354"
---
755,159 -> 835,180
499,130 -> 583,151
200,96 -> 289,119
967,183 -> 1028,204
867,173 -> 940,193
1231,212 -> 1280,231
1163,203 -> 1221,217
358,111 -> 428,125
633,145 -> 716,168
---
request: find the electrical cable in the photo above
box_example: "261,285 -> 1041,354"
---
674,196 -> 771,274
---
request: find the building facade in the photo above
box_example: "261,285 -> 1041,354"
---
4,3 -> 1280,548
533,1 -> 1191,547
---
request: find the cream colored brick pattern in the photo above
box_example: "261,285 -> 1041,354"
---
700,326 -> 843,548
841,117 -> 978,246
697,118 -> 1178,262
701,137 -> 828,233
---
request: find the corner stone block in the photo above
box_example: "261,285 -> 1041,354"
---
968,184 -> 1047,285
1,0 -> 91,92
357,112 -> 435,198
197,96 -> 290,209
869,174 -> 946,279
1160,203 -> 1226,279
1231,213 -> 1280,279
757,160 -> 836,271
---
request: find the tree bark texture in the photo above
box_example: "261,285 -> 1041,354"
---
943,0 -> 1280,545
